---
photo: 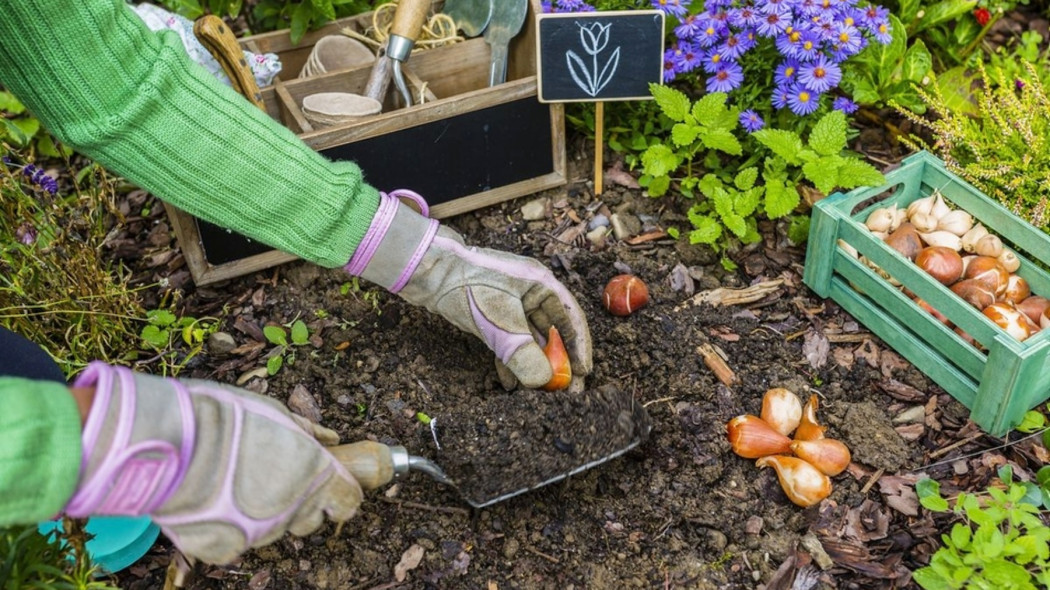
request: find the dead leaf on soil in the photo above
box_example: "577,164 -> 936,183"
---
248,569 -> 271,590
877,474 -> 921,516
854,339 -> 880,368
394,544 -> 425,582
604,160 -> 641,189
844,500 -> 890,542
803,328 -> 829,369
878,379 -> 927,402
289,384 -> 322,424
879,350 -> 910,378
832,346 -> 854,370
895,423 -> 924,441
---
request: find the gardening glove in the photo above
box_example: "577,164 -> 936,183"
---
345,190 -> 592,390
64,362 -> 363,565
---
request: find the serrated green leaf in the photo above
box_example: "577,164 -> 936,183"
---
787,215 -> 810,244
688,215 -> 722,244
291,319 -> 310,345
902,40 -> 933,83
763,180 -> 800,219
1,119 -> 29,147
148,309 -> 177,327
803,157 -> 842,195
982,558 -> 1030,585
734,167 -> 758,190
671,122 -> 700,147
692,92 -> 728,125
698,127 -> 742,155
899,0 -> 921,23
950,523 -> 972,550
267,354 -> 284,375
917,478 -> 950,511
698,173 -> 724,198
641,144 -> 679,178
723,213 -> 747,237
650,83 -> 691,122
712,189 -> 734,219
913,0 -> 978,33
735,187 -> 762,218
837,157 -> 886,190
140,325 -> 168,348
0,91 -> 26,113
264,325 -> 288,346
752,129 -> 804,165
647,174 -> 671,197
809,110 -> 847,156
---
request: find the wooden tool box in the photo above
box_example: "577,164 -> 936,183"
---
168,0 -> 566,285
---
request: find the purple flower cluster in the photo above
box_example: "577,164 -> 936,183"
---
3,156 -> 58,195
542,0 -> 596,12
655,0 -> 891,117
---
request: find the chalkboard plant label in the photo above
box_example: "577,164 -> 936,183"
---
537,10 -> 665,103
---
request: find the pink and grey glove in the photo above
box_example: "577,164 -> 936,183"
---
65,362 -> 362,565
346,190 -> 592,389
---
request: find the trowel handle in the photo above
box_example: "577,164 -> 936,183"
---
193,15 -> 265,110
389,0 -> 431,49
330,441 -> 411,490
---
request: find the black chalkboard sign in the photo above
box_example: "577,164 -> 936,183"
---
195,97 -> 555,266
536,10 -> 665,103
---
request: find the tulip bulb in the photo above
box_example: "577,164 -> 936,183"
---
930,192 -> 952,220
884,224 -> 923,260
1017,296 -> 1050,325
910,212 -> 939,234
1043,308 -> 1049,330
963,256 -> 1009,295
790,438 -> 852,476
950,279 -> 996,310
906,195 -> 936,219
915,297 -> 952,327
936,209 -> 974,236
1001,275 -> 1030,304
761,388 -> 802,437
983,303 -> 1033,341
975,234 -> 1004,258
756,455 -> 832,507
865,207 -> 896,233
919,230 -> 963,251
795,395 -> 826,441
915,246 -> 963,285
542,326 -> 572,391
727,415 -> 793,458
961,224 -> 989,253
998,249 -> 1020,273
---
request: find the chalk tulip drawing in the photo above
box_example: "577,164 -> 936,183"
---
566,21 -> 620,97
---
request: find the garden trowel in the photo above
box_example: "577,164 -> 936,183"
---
332,386 -> 651,508
442,0 -> 494,37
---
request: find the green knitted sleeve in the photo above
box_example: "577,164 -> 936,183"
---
0,0 -> 379,268
0,378 -> 82,526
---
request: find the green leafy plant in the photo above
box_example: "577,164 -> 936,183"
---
897,59 -> 1050,234
840,15 -> 933,113
139,307 -> 218,376
752,109 -> 886,198
1,90 -> 71,159
640,85 -> 742,198
160,0 -> 375,44
914,465 -> 1050,589
263,318 -> 310,375
0,525 -> 117,590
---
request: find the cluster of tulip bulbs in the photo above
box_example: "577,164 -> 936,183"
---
854,192 -> 1048,343
727,389 -> 851,507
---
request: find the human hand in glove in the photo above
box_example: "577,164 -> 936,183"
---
64,362 -> 363,565
345,190 -> 593,390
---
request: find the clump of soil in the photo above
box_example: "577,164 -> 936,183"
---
430,385 -> 652,506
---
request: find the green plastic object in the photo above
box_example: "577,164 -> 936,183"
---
37,515 -> 160,574
803,151 -> 1050,436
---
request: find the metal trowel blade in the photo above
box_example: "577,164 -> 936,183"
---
443,0 -> 494,37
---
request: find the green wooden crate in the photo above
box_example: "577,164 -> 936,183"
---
803,151 -> 1050,436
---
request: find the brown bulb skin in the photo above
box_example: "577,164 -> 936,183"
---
603,274 -> 649,316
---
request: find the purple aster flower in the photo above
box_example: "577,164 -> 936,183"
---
696,19 -> 727,47
729,5 -> 761,28
786,83 -> 822,115
794,30 -> 823,61
833,24 -> 863,54
772,85 -> 791,109
652,0 -> 690,19
860,5 -> 889,28
871,19 -> 892,44
798,55 -> 842,93
797,0 -> 824,17
838,6 -> 865,28
707,62 -> 744,92
775,28 -> 805,57
720,32 -> 751,60
674,41 -> 704,72
542,1 -> 553,12
775,59 -> 801,87
811,14 -> 838,40
739,109 -> 765,132
662,49 -> 682,82
756,6 -> 791,38
675,14 -> 703,38
701,49 -> 730,74
832,96 -> 859,113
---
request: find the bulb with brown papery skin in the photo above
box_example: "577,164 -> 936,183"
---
602,274 -> 649,316
794,395 -> 826,441
1017,296 -> 1050,325
790,438 -> 852,476
983,303 -> 1033,341
542,325 -> 571,391
761,388 -> 802,437
727,415 -> 793,458
756,455 -> 832,507
1001,275 -> 1030,304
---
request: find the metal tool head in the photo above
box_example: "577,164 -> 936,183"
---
443,0 -> 494,37
483,0 -> 529,85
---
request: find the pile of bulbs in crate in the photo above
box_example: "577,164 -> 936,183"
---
849,192 -> 1049,343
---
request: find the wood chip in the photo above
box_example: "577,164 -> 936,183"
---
393,544 -> 425,582
675,279 -> 784,310
698,343 -> 737,386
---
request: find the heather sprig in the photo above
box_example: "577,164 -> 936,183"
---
653,0 -> 891,116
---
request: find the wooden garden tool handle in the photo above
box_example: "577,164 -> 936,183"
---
328,441 -> 404,490
193,14 -> 265,110
390,0 -> 431,42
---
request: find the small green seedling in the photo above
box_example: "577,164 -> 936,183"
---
263,318 -> 310,375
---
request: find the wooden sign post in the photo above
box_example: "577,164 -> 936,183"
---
536,10 -> 664,195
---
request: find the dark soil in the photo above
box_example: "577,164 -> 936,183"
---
108,124 -> 1048,589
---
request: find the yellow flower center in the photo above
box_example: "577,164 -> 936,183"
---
790,31 -> 801,42
839,32 -> 851,42
814,67 -> 825,78
803,40 -> 813,50
785,66 -> 795,77
799,91 -> 811,102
